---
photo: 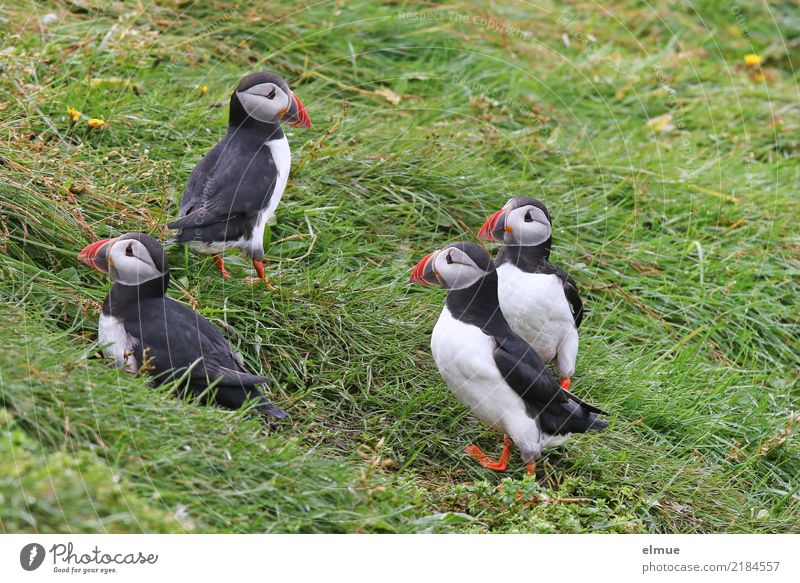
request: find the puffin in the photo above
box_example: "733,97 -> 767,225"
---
78,232 -> 286,418
166,71 -> 311,283
409,242 -> 606,474
477,197 -> 583,392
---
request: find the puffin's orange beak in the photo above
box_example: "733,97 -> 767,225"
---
477,208 -> 508,241
287,93 -> 311,128
409,251 -> 438,286
78,239 -> 111,273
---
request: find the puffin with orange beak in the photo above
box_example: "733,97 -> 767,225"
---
478,198 -> 583,392
78,233 -> 287,418
167,71 -> 311,284
410,242 -> 605,474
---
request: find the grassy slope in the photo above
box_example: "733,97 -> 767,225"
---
0,0 -> 797,533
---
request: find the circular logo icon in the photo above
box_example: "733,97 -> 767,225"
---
20,543 -> 46,571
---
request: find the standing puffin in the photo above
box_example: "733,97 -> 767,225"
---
166,71 -> 311,283
410,242 -> 605,474
478,198 -> 583,392
78,233 -> 286,418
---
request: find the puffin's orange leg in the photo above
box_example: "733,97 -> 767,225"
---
465,434 -> 512,471
560,377 -> 571,391
252,259 -> 265,279
249,259 -> 276,290
214,255 -> 231,279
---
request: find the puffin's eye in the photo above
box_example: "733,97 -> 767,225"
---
524,211 -> 533,223
266,88 -> 276,100
446,253 -> 453,265
125,244 -> 134,257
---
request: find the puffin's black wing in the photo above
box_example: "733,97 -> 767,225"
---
559,271 -> 583,328
167,302 -> 273,387
168,133 -> 278,232
492,335 -> 565,406
187,309 -> 287,419
175,139 -> 226,220
123,297 -> 286,418
492,334 -> 605,435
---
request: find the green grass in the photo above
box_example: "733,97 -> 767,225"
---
0,0 -> 798,533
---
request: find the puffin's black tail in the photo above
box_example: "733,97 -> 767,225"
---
166,215 -> 192,230
256,401 -> 288,419
539,399 -> 608,435
564,390 -> 607,416
585,412 -> 608,431
213,385 -> 287,419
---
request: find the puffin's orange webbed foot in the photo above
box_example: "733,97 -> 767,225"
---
465,434 -> 512,471
214,255 -> 232,279
560,377 -> 571,391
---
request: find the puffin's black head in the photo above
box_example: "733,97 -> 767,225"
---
78,233 -> 169,289
410,242 -> 494,290
477,197 -> 552,247
229,71 -> 311,128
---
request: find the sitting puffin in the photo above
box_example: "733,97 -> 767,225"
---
409,242 -> 606,474
78,232 -> 286,418
166,71 -> 311,283
478,198 -> 583,391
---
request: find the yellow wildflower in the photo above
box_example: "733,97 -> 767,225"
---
87,118 -> 105,128
646,112 -> 674,133
198,85 -> 208,95
744,54 -> 762,66
67,107 -> 80,122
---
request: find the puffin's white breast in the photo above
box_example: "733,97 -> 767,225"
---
98,313 -> 138,373
496,263 -> 574,362
430,305 -> 575,462
263,134 -> 291,221
431,306 -> 530,433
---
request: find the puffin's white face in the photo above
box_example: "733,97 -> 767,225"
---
106,238 -> 163,286
502,201 -> 551,246
429,246 -> 486,290
237,82 -> 292,124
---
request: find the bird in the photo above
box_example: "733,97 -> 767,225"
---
477,197 -> 583,392
166,71 -> 311,284
409,242 -> 605,474
78,232 -> 287,418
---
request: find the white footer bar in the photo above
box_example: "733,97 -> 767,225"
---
1,534 -> 796,582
